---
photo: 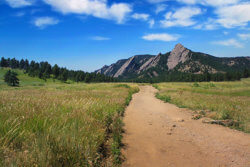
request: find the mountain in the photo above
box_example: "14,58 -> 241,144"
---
96,44 -> 250,79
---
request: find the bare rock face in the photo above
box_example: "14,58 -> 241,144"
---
96,43 -> 250,79
167,43 -> 190,70
138,57 -> 154,73
148,54 -> 161,69
114,56 -> 135,77
138,54 -> 161,73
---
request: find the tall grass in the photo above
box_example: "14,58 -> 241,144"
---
154,79 -> 250,133
0,82 -> 138,166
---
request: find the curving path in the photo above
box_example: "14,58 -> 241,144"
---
122,86 -> 250,167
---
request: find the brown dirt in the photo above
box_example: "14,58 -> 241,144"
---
122,86 -> 250,167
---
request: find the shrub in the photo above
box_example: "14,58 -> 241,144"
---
192,82 -> 199,87
156,93 -> 171,103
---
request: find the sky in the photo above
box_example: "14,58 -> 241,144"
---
0,0 -> 250,72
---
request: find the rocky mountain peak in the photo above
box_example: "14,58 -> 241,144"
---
96,44 -> 250,79
172,43 -> 186,54
167,43 -> 190,70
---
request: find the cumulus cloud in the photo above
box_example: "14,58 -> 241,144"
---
33,17 -> 59,29
43,0 -> 132,24
238,33 -> 250,40
215,3 -> 250,28
213,39 -> 243,48
161,7 -> 202,28
5,0 -> 33,8
177,0 -> 240,6
155,4 -> 167,14
152,0 -> 249,30
91,36 -> 110,41
132,13 -> 149,21
142,33 -> 180,42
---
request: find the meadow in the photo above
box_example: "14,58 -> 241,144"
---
154,79 -> 250,133
1,67 -> 250,166
0,68 -> 139,166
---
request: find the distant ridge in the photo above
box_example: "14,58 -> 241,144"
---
96,43 -> 250,80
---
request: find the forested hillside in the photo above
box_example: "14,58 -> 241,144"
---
97,44 -> 250,82
0,57 -> 115,83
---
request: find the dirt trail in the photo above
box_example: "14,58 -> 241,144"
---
122,86 -> 250,167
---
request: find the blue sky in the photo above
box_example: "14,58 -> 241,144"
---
0,0 -> 250,72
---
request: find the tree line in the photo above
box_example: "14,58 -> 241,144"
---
0,57 -> 116,83
121,70 -> 250,83
1,57 -> 249,84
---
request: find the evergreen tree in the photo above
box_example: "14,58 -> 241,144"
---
4,70 -> 19,86
10,58 -> 19,69
24,59 -> 29,70
84,73 -> 91,83
52,64 -> 60,78
0,57 -> 7,67
20,59 -> 25,69
243,69 -> 249,78
58,69 -> 68,82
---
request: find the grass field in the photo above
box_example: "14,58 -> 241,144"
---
0,68 -> 139,166
154,79 -> 250,133
1,67 -> 249,166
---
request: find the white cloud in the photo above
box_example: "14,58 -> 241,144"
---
148,19 -> 155,28
176,1 -> 250,29
213,39 -> 243,48
43,0 -> 132,24
33,17 -> 59,29
194,18 -> 218,30
155,4 -> 167,14
177,0 -> 240,6
132,13 -> 149,21
215,3 -> 250,28
91,36 -> 110,41
5,0 -> 33,8
142,33 -> 180,42
161,7 -> 202,28
132,13 -> 154,28
238,33 -> 250,40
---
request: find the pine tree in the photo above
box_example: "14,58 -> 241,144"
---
0,57 -> 7,67
243,69 -> 249,78
84,73 -> 91,83
4,70 -> 19,86
58,70 -> 68,82
20,59 -> 25,69
52,64 -> 60,79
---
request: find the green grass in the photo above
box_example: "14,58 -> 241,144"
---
0,68 -> 61,88
154,79 -> 250,133
0,68 -> 139,166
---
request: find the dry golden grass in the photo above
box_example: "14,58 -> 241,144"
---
0,83 -> 139,166
154,79 -> 250,133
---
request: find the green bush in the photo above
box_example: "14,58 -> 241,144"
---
192,82 -> 199,87
156,93 -> 171,103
